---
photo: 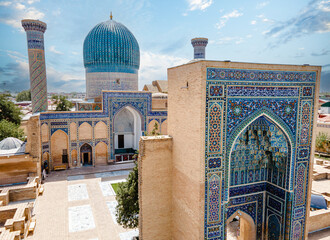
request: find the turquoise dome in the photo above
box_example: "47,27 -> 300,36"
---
83,19 -> 140,73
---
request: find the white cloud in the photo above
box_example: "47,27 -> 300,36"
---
318,0 -> 330,12
71,51 -> 79,55
256,14 -> 274,24
265,0 -> 330,45
49,46 -> 64,55
251,20 -> 257,25
256,1 -> 269,9
0,1 -> 44,29
187,0 -> 213,11
0,1 -> 11,6
25,0 -> 40,4
15,3 -> 26,10
139,51 -> 188,89
216,10 -> 243,29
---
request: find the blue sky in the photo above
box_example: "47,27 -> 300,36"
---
0,0 -> 329,93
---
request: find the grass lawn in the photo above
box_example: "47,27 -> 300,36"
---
111,183 -> 119,194
314,154 -> 330,161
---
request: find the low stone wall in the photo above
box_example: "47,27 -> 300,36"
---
0,202 -> 33,238
308,209 -> 330,232
138,136 -> 172,240
0,154 -> 40,186
0,177 -> 40,206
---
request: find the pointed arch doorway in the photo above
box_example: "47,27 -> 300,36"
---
113,106 -> 142,162
226,210 -> 256,240
80,143 -> 92,166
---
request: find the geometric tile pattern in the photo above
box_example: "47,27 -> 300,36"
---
39,91 -> 167,166
22,20 -> 48,114
205,67 -> 317,239
207,173 -> 221,223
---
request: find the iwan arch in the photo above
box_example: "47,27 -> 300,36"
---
40,92 -> 167,169
139,60 -> 320,240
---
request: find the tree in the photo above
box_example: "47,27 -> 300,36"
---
52,95 -> 74,111
0,95 -> 21,125
315,132 -> 330,153
0,119 -> 25,141
16,90 -> 31,102
115,162 -> 139,228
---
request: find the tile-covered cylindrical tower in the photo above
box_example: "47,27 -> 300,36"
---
191,37 -> 208,60
22,19 -> 48,113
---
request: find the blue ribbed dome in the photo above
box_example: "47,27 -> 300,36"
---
83,19 -> 140,73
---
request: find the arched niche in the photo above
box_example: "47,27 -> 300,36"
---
41,123 -> 49,142
80,143 -> 92,166
95,142 -> 107,165
95,121 -> 107,139
229,115 -> 291,189
50,130 -> 68,166
161,120 -> 167,135
71,149 -> 77,166
70,122 -> 77,141
226,210 -> 256,240
114,106 -> 142,150
267,214 -> 281,240
42,152 -> 49,162
78,122 -> 92,140
148,119 -> 160,135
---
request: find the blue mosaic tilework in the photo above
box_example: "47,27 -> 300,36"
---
267,196 -> 283,213
51,128 -> 68,135
207,68 -> 316,82
302,86 -> 313,97
227,98 -> 298,138
227,86 -> 299,97
40,91 -> 167,167
205,67 -> 317,239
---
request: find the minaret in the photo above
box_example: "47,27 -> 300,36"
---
191,37 -> 208,59
22,19 -> 48,113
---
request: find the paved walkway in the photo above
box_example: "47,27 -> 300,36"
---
28,163 -> 137,240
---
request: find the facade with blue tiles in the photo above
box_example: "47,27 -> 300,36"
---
35,17 -> 167,170
139,60 -> 321,240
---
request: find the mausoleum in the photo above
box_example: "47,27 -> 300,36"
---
139,60 -> 320,240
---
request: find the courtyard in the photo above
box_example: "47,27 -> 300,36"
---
27,163 -> 137,240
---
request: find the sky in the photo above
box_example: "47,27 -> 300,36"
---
0,0 -> 329,93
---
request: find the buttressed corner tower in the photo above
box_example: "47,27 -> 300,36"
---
22,19 -> 48,113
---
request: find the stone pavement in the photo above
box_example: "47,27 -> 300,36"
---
28,163 -> 137,240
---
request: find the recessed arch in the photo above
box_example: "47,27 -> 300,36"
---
227,112 -> 293,193
148,119 -> 160,135
50,129 -> 68,166
114,106 -> 142,151
41,123 -> 48,142
71,149 -> 77,166
95,142 -> 107,165
78,122 -> 92,140
114,104 -> 144,131
80,143 -> 92,166
226,209 -> 256,240
70,122 -> 77,141
161,120 -> 167,135
267,214 -> 281,240
95,121 -> 107,139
